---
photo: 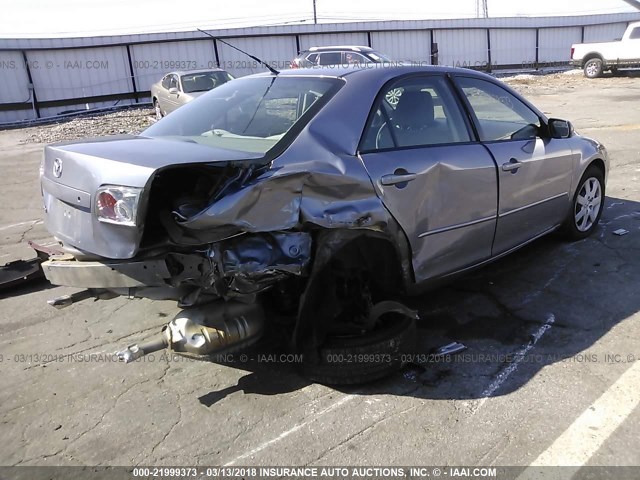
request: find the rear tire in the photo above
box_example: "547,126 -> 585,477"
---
584,58 -> 603,79
562,165 -> 605,240
303,313 -> 417,385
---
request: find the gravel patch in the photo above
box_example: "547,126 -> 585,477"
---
19,108 -> 156,144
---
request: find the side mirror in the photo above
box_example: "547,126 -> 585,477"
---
548,118 -> 573,139
168,87 -> 179,95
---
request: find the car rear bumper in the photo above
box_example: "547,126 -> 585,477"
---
42,257 -> 170,289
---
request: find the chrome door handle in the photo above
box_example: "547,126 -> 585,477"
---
381,173 -> 417,186
502,159 -> 523,172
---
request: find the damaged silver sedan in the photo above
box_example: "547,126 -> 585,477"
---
39,66 -> 608,384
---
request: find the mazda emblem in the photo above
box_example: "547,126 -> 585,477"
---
53,158 -> 63,178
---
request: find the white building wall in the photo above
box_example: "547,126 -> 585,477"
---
0,51 -> 31,103
25,46 -> 131,102
370,30 -> 432,64
490,28 -> 537,67
130,40 -> 216,92
298,32 -> 369,51
538,27 -> 583,64
216,35 -> 297,77
434,29 -> 488,68
584,22 -> 629,42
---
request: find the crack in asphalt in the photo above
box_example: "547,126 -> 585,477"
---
17,221 -> 38,244
11,374 -> 156,465
0,398 -> 41,417
148,360 -> 183,459
306,402 -> 420,466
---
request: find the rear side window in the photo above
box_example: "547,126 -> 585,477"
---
360,75 -> 471,152
305,53 -> 318,65
318,52 -> 342,65
630,27 -> 640,39
161,75 -> 171,89
456,77 -> 541,142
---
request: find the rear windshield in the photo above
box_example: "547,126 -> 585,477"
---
180,71 -> 234,93
144,76 -> 342,155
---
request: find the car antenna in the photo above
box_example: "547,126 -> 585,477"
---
196,28 -> 280,75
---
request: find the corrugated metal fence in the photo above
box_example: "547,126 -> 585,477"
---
1,13 -> 639,123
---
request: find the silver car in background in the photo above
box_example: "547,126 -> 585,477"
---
150,68 -> 234,119
40,66 -> 607,384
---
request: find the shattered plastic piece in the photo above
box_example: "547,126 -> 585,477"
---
433,342 -> 467,356
612,229 -> 629,236
0,258 -> 45,291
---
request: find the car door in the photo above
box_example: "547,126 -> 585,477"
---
358,74 -> 498,282
157,74 -> 172,113
620,26 -> 640,62
163,74 -> 182,114
453,76 -> 574,255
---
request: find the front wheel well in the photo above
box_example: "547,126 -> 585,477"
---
588,158 -> 606,178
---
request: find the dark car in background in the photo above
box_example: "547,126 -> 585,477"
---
291,45 -> 392,68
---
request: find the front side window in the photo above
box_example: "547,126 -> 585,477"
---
456,77 -> 541,142
143,76 -> 342,155
630,27 -> 640,40
344,52 -> 369,65
360,75 -> 471,152
168,75 -> 179,91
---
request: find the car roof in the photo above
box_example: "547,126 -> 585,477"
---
250,64 -> 492,80
168,68 -> 227,76
304,45 -> 375,53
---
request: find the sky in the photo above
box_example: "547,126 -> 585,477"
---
1,0 -> 638,37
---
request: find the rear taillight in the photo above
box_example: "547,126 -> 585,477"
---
95,186 -> 141,226
570,47 -> 575,59
290,60 -> 299,69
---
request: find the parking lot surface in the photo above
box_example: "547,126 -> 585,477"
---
0,71 -> 639,470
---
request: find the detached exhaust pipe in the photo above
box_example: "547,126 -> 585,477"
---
116,301 -> 264,363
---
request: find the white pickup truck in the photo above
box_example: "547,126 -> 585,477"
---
571,21 -> 640,78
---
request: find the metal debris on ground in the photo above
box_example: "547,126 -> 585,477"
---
433,342 -> 467,356
0,240 -> 66,291
613,228 -> 630,236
